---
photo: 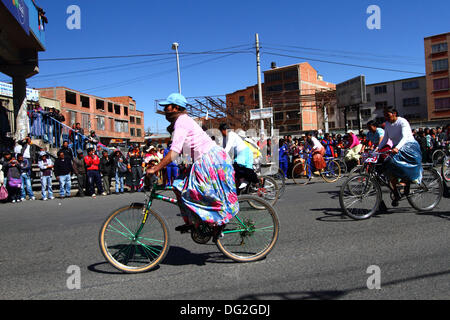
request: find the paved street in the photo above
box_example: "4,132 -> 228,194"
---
0,177 -> 448,300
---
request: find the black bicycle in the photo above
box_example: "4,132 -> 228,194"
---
339,151 -> 443,220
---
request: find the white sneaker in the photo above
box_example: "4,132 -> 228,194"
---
20,198 -> 26,201
238,182 -> 248,189
12,200 -> 16,203
49,196 -> 55,200
101,192 -> 107,196
43,198 -> 47,201
92,194 -> 96,198
31,197 -> 36,200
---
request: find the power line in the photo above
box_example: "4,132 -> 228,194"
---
263,51 -> 425,75
262,46 -> 424,67
82,52 -> 243,94
261,42 -> 423,62
36,44 -> 253,62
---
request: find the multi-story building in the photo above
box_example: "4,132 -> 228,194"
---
226,62 -> 335,136
424,32 -> 450,121
263,62 -> 335,135
354,76 -> 428,128
38,87 -> 145,146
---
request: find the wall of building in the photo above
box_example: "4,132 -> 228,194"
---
425,32 -> 450,121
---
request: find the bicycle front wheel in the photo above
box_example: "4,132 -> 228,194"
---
292,162 -> 311,185
99,203 -> 170,273
407,167 -> 443,212
432,149 -> 446,167
216,195 -> 279,262
321,159 -> 341,183
339,174 -> 382,220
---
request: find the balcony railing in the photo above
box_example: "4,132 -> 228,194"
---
28,111 -> 110,155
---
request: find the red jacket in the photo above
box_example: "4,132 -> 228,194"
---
84,155 -> 100,171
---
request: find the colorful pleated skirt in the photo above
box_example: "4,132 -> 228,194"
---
173,145 -> 239,226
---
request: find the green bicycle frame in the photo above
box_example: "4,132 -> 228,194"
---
134,184 -> 178,239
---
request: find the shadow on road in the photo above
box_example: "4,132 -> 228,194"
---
87,261 -> 161,275
238,269 -> 450,300
161,246 -> 233,266
417,210 -> 450,221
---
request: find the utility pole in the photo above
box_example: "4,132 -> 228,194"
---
255,33 -> 265,138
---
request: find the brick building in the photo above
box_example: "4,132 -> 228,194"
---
424,32 -> 450,121
264,62 -> 335,135
226,62 -> 335,136
38,87 -> 145,146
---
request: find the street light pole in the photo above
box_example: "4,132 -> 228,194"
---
172,42 -> 181,94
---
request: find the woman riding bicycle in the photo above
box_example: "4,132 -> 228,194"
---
146,93 -> 239,233
376,106 -> 423,207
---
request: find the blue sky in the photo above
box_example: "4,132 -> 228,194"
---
5,0 -> 449,132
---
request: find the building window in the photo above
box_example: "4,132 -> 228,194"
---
375,101 -> 388,109
136,129 -> 142,137
69,111 -> 77,126
366,93 -> 371,102
239,96 -> 245,104
108,102 -> 113,113
97,116 -> 105,131
432,59 -> 449,72
433,78 -> 450,91
130,116 -> 135,124
124,106 -> 128,116
403,97 -> 420,107
283,70 -> 297,80
136,117 -> 141,125
361,109 -> 371,117
129,103 -> 135,111
266,85 -> 283,93
432,43 -> 448,54
65,91 -> 77,105
404,114 -> 421,121
96,99 -> 104,111
274,112 -> 283,121
374,85 -> 387,95
435,97 -> 450,110
402,80 -> 419,90
114,104 -> 121,115
351,120 -> 359,127
130,128 -> 135,136
81,114 -> 89,130
80,96 -> 90,108
286,111 -> 300,119
265,72 -> 282,83
114,120 -> 128,132
328,121 -> 336,129
284,82 -> 298,91
287,125 -> 300,132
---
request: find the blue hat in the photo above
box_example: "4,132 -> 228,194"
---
159,93 -> 188,109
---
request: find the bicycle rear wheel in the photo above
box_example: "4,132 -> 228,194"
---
216,195 -> 279,262
321,159 -> 341,183
407,168 -> 443,212
339,174 -> 382,220
273,168 -> 286,197
292,162 -> 311,185
99,203 -> 170,273
442,156 -> 450,182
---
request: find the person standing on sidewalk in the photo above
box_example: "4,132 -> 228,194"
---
38,151 -> 54,201
54,151 -> 73,199
112,149 -> 127,194
100,150 -> 113,195
128,144 -> 144,192
72,150 -> 87,197
84,147 -> 105,197
18,153 -> 35,201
